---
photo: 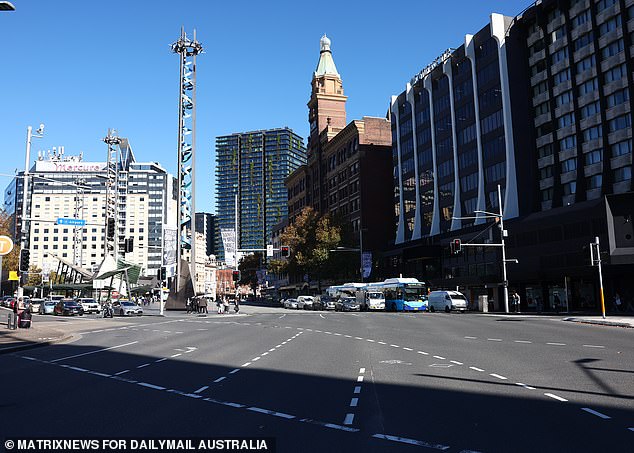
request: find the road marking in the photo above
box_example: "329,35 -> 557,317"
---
315,330 -> 323,333
403,347 -> 413,351
354,386 -> 361,394
344,335 -> 352,338
487,338 -> 502,342
213,376 -> 227,383
281,341 -> 288,344
582,408 -> 610,419
155,358 -> 167,363
50,341 -> 138,363
268,348 -> 276,352
359,368 -> 365,374
490,373 -> 507,380
418,351 -> 429,355
334,333 -> 341,336
355,336 -> 363,340
357,376 -> 364,383
278,314 -> 286,319
547,342 -> 566,346
229,369 -> 240,374
247,407 -> 295,419
628,427 -> 634,432
545,393 -> 568,402
469,367 -> 484,372
114,370 -> 130,376
136,363 -> 150,369
433,356 -> 445,360
514,340 -> 532,344
450,361 -> 463,365
583,345 -> 605,349
137,382 -> 166,391
242,362 -> 251,367
378,341 -> 387,345
261,352 -> 269,356
68,366 -> 87,372
367,339 -> 375,342
371,434 -> 450,450
343,413 -> 355,425
350,398 -> 359,407
171,353 -> 182,358
22,356 -> 38,361
464,336 -> 477,339
89,371 -> 111,378
516,383 -> 536,390
194,386 -> 209,394
319,314 -> 325,319
252,357 -> 261,361
390,344 -> 400,348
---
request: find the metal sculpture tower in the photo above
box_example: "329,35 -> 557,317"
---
171,28 -> 202,300
102,129 -> 121,258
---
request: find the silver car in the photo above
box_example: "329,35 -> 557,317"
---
39,300 -> 57,315
283,298 -> 298,309
113,300 -> 143,316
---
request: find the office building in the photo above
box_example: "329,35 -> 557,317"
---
195,212 -> 216,257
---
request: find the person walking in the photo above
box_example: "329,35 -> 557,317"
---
223,297 -> 230,314
200,297 -> 208,314
613,293 -> 622,313
186,297 -> 192,314
234,298 -> 240,314
217,297 -> 223,314
513,291 -> 521,313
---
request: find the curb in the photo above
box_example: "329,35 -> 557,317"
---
0,332 -> 75,355
563,317 -> 633,328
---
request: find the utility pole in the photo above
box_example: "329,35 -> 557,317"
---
498,185 -> 509,314
590,236 -> 606,319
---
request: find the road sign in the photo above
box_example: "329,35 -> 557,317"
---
56,218 -> 86,227
0,235 -> 14,256
266,244 -> 273,257
9,271 -> 19,281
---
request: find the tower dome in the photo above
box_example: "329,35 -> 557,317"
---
320,34 -> 331,52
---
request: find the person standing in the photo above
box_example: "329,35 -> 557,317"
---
513,291 -> 521,313
613,293 -> 622,312
553,293 -> 561,314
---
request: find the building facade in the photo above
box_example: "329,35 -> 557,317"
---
4,146 -> 174,277
195,212 -> 216,257
215,128 -> 306,261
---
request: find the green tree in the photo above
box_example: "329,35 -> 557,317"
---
26,265 -> 42,286
238,253 -> 262,292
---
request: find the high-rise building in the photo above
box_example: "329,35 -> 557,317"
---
195,212 -> 216,257
215,128 -> 306,261
4,146 -> 175,276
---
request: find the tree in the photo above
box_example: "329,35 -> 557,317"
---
238,253 -> 262,292
26,265 -> 42,287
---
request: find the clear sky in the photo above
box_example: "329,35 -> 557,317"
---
0,0 -> 531,214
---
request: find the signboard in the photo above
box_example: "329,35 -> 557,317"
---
266,244 -> 273,257
362,251 -> 373,279
92,279 -> 105,289
34,161 -> 106,173
9,271 -> 19,281
162,225 -> 177,267
56,218 -> 86,227
221,229 -> 236,268
0,235 -> 14,256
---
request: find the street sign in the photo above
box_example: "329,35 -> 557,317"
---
266,244 -> 273,257
0,235 -> 14,256
9,271 -> 19,281
56,218 -> 86,227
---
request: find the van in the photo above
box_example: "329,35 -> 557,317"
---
428,291 -> 468,313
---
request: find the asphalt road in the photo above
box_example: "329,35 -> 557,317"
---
1,307 -> 632,453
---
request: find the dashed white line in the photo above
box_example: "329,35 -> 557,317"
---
371,434 -> 450,450
268,348 -> 276,352
344,335 -> 352,338
487,338 -> 502,342
514,340 -> 532,344
583,345 -> 605,349
155,358 -> 167,363
247,407 -> 295,419
319,314 -> 325,319
418,351 -> 429,355
114,370 -> 130,376
171,353 -> 182,358
343,413 -> 355,425
469,367 -> 485,372
450,361 -> 463,365
242,362 -> 252,367
357,376 -> 364,383
325,331 -> 333,335
366,339 -> 375,342
137,363 -> 150,369
545,393 -> 568,402
194,386 -> 209,394
350,398 -> 358,407
403,347 -> 413,351
68,366 -> 88,372
229,369 -> 240,374
546,342 -> 566,346
89,371 -> 111,378
354,386 -> 361,394
252,357 -> 261,362
390,344 -> 400,348
137,382 -> 166,391
355,336 -> 363,340
433,356 -> 445,360
581,408 -> 610,419
213,377 -> 226,383
261,352 -> 269,356
490,373 -> 507,380
378,341 -> 387,345
516,383 -> 536,390
464,336 -> 477,339
359,368 -> 366,374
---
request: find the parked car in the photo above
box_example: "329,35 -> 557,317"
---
428,291 -> 467,313
283,298 -> 298,309
297,296 -> 314,310
76,298 -> 101,314
29,298 -> 45,313
112,300 -> 143,316
39,300 -> 57,315
313,295 -> 336,311
54,299 -> 84,316
335,296 -> 360,312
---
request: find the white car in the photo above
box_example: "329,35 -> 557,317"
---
113,300 -> 143,316
77,298 -> 101,314
297,296 -> 314,310
284,298 -> 298,309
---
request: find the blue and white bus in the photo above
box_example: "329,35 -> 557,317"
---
374,278 -> 428,312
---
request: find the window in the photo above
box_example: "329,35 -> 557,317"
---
558,112 -> 576,128
551,47 -> 569,65
573,32 -> 594,52
480,110 -> 504,135
583,125 -> 603,141
541,188 -> 553,201
550,26 -> 566,44
485,162 -> 505,182
560,135 -> 577,150
563,181 -> 577,195
555,90 -> 573,107
608,114 -> 631,132
561,158 -> 577,173
586,174 -> 602,189
606,88 -> 629,108
460,173 -> 478,192
535,101 -> 550,116
614,166 -> 631,182
576,55 -> 595,72
598,15 -> 622,36
596,0 -> 617,13
578,78 -> 598,96
611,139 -> 632,157
584,148 -> 603,165
579,101 -> 600,120
538,143 -> 554,158
553,68 -> 571,86
572,9 -> 591,28
533,81 -> 549,97
604,64 -> 626,83
601,39 -> 624,58
540,166 -> 554,179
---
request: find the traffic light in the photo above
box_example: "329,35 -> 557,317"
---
451,239 -> 462,254
125,237 -> 134,253
281,245 -> 290,257
19,248 -> 30,271
107,218 -> 115,240
158,267 -> 167,280
232,270 -> 241,282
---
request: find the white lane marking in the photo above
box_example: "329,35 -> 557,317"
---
464,336 -> 477,339
343,413 -> 355,425
378,341 -> 387,345
334,333 -> 342,336
450,361 -> 463,365
547,342 -> 566,346
297,328 -> 304,330
50,341 -> 138,363
278,314 -> 286,319
357,376 -> 364,383
247,407 -> 295,419
359,368 -> 366,374
315,330 -> 323,333
367,339 -> 375,342
390,344 -> 400,348
155,358 -> 167,363
487,338 -> 502,342
194,386 -> 209,394
261,352 -> 269,356
229,369 -> 240,374
514,340 -> 532,344
213,377 -> 226,383
583,345 -> 605,349
114,370 -> 130,376
89,371 -> 111,378
137,382 -> 166,391
469,367 -> 485,372
418,351 -> 429,355
545,393 -> 568,402
516,383 -> 536,390
354,386 -> 361,394
433,356 -> 445,360
344,335 -> 352,338
281,341 -> 288,344
403,347 -> 413,351
22,356 -> 38,361
268,348 -> 276,352
171,353 -> 182,358
371,434 -> 450,450
490,373 -> 507,380
628,427 -> 634,432
355,336 -> 363,340
242,362 -> 252,367
252,357 -> 261,362
69,366 -> 88,372
350,398 -> 359,407
581,408 -> 610,419
275,345 -> 282,349
136,363 -> 150,369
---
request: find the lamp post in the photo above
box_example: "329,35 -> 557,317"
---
17,124 -> 44,298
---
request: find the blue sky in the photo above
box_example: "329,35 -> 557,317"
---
0,0 -> 530,214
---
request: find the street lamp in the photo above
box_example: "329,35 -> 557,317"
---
17,124 -> 45,298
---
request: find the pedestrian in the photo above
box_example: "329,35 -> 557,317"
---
613,293 -> 622,312
514,291 -> 521,313
186,297 -> 192,314
234,298 -> 240,314
200,297 -> 208,314
223,297 -> 230,314
553,294 -> 561,314
217,298 -> 223,314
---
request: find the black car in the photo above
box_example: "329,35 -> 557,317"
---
313,295 -> 336,310
335,296 -> 360,312
54,299 -> 84,316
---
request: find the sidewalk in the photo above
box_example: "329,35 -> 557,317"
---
475,310 -> 634,328
0,312 -> 73,354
